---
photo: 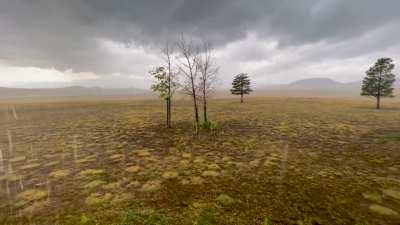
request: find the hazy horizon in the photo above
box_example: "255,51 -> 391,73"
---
0,77 -> 365,90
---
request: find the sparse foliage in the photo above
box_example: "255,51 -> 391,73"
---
162,42 -> 177,128
230,73 -> 252,103
149,66 -> 177,127
176,34 -> 201,132
197,41 -> 219,123
198,121 -> 220,135
361,58 -> 396,109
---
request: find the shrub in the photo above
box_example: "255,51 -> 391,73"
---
79,214 -> 95,225
192,207 -> 217,225
198,121 -> 220,133
262,217 -> 272,225
120,209 -> 169,225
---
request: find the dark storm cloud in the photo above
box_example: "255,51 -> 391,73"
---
0,0 -> 399,74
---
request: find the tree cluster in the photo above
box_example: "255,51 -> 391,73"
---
149,35 -> 219,132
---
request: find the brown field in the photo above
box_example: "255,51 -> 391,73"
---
0,97 -> 399,225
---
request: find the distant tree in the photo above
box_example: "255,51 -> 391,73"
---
176,34 -> 200,132
197,41 -> 218,123
230,73 -> 252,103
361,58 -> 396,109
149,66 -> 177,127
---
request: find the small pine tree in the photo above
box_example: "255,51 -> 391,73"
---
361,58 -> 396,109
230,73 -> 252,103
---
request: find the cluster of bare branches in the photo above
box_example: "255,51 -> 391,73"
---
197,41 -> 219,123
149,34 -> 219,133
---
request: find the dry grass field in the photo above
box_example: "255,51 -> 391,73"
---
0,97 -> 399,225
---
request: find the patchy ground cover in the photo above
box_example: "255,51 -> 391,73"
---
0,97 -> 399,225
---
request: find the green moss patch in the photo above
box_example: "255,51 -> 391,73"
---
9,156 -> 26,163
84,180 -> 106,189
19,163 -> 40,170
202,170 -> 219,177
111,193 -> 133,205
127,181 -> 141,188
16,189 -> 48,204
179,160 -> 190,167
375,132 -> 400,143
85,193 -> 113,206
141,180 -> 162,192
193,157 -> 205,164
44,161 -> 59,167
369,204 -> 398,216
103,181 -> 121,190
162,171 -> 179,179
182,153 -> 192,158
249,159 -> 261,167
207,164 -> 220,170
190,176 -> 205,185
78,169 -> 104,178
76,157 -> 96,164
136,149 -> 152,157
216,194 -> 235,207
362,192 -> 382,203
0,174 -> 22,182
382,189 -> 400,200
21,200 -> 49,216
49,169 -> 70,179
125,165 -> 140,173
120,209 -> 170,225
110,154 -> 124,160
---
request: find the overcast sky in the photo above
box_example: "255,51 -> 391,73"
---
0,0 -> 399,88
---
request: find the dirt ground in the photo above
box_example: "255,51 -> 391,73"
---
0,97 -> 399,225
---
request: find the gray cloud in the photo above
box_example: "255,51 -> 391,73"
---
0,0 -> 399,86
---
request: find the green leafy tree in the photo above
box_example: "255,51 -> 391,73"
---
149,66 -> 176,127
230,73 -> 252,103
162,42 -> 176,128
361,58 -> 396,109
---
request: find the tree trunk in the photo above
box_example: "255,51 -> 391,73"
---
169,98 -> 172,127
193,96 -> 199,132
168,98 -> 171,128
167,71 -> 172,128
164,42 -> 173,128
192,83 -> 199,132
376,95 -> 381,109
376,70 -> 382,110
203,95 -> 208,123
166,98 -> 170,127
240,93 -> 243,103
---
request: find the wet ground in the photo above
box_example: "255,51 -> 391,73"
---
0,97 -> 399,225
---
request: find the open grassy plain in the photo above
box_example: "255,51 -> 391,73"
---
0,97 -> 399,225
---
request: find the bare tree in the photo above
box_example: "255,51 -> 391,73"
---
176,34 -> 200,131
197,41 -> 218,123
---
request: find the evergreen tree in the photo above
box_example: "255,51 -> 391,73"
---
230,73 -> 252,103
361,58 -> 396,109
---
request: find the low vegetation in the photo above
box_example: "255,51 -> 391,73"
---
0,97 -> 399,224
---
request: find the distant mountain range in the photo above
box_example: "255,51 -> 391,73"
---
0,78 -> 399,100
256,78 -> 399,97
